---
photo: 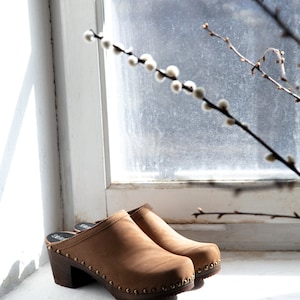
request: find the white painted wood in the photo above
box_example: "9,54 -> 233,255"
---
5,252 -> 300,299
106,183 -> 300,223
50,0 -> 107,228
106,184 -> 300,249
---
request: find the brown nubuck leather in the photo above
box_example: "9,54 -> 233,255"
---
128,204 -> 221,281
75,204 -> 221,282
46,210 -> 195,299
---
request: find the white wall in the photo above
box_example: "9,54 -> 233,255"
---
0,0 -> 61,296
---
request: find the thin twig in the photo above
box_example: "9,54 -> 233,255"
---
202,23 -> 300,102
253,0 -> 300,45
193,208 -> 300,220
257,48 -> 287,80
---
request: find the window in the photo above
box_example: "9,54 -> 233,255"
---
53,0 -> 300,250
102,0 -> 300,182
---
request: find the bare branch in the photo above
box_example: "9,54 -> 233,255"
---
202,23 -> 300,102
193,208 -> 300,220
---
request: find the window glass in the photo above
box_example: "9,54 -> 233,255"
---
102,0 -> 300,182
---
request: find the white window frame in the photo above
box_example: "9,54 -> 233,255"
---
50,0 -> 300,250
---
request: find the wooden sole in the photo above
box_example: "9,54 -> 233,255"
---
47,248 -> 194,299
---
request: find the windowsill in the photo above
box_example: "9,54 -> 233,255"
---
4,252 -> 300,300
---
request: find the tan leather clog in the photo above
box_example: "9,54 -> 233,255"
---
46,210 -> 195,299
129,204 -> 221,281
75,204 -> 221,282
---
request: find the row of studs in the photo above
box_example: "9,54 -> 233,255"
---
48,245 -> 194,295
197,259 -> 221,274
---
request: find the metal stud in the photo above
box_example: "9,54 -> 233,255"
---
88,265 -> 93,270
47,246 -> 52,250
142,288 -> 147,294
95,270 -> 100,275
74,257 -> 78,262
125,288 -> 130,294
210,263 -> 214,269
151,288 -> 157,293
65,253 -> 70,258
197,268 -> 202,274
204,265 -> 209,271
56,249 -> 61,254
133,289 -> 139,295
102,274 -> 107,280
161,286 -> 167,291
170,284 -> 176,290
109,280 -> 113,286
117,286 -> 122,291
81,260 -> 85,266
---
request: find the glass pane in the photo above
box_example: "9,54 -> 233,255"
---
101,0 -> 300,182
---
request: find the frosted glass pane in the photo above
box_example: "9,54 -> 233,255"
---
102,0 -> 300,182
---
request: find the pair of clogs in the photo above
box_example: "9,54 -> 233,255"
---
46,204 -> 220,299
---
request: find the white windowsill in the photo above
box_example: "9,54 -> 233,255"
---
4,252 -> 300,300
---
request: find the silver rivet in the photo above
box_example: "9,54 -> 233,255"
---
95,270 -> 100,275
56,249 -> 61,254
74,257 -> 78,262
210,263 -> 214,269
161,286 -> 167,291
125,288 -> 130,294
204,265 -> 209,271
133,289 -> 139,295
117,286 -> 122,291
170,284 -> 176,290
109,280 -> 113,286
81,261 -> 85,266
47,246 -> 52,250
65,253 -> 70,258
88,266 -> 92,270
142,288 -> 147,294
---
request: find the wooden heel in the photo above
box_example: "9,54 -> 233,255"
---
47,248 -> 94,288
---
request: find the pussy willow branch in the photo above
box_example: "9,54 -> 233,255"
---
193,208 -> 300,220
203,98 -> 300,177
202,23 -> 300,102
253,0 -> 300,45
88,30 -> 300,177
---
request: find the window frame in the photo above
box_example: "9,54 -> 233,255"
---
51,0 -> 300,250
